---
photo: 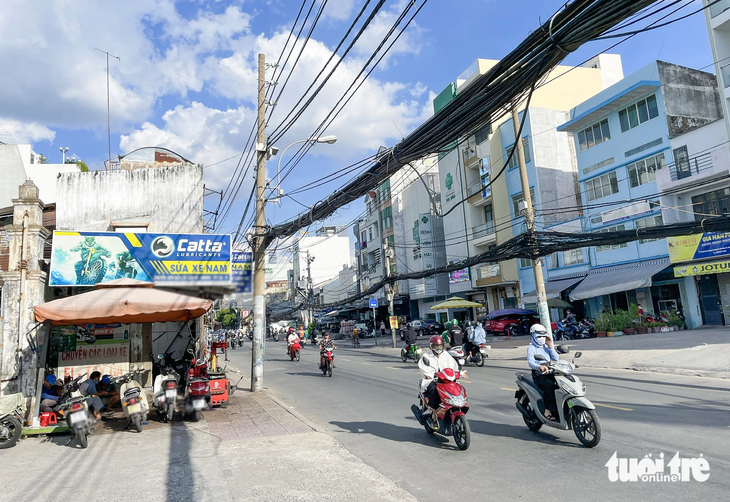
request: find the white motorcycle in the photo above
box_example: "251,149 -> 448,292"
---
514,351 -> 601,447
118,373 -> 149,432
152,355 -> 180,423
57,373 -> 96,448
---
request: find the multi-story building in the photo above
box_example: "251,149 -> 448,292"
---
555,61 -> 722,328
434,55 -> 624,321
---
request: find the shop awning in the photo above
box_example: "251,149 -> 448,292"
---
34,279 -> 213,325
569,258 -> 670,301
521,276 -> 585,304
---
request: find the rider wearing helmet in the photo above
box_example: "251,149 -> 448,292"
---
404,323 -> 418,347
447,319 -> 464,348
527,324 -> 560,420
418,335 -> 461,426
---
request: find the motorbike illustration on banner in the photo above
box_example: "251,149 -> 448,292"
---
50,231 -> 231,287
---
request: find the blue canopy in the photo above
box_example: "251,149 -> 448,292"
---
486,308 -> 537,318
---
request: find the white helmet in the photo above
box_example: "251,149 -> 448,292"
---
530,323 -> 547,335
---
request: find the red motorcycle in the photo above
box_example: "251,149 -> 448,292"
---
185,358 -> 210,422
289,340 -> 301,361
320,347 -> 334,377
411,367 -> 471,450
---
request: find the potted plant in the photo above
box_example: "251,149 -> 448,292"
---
594,313 -> 609,337
635,322 -> 649,334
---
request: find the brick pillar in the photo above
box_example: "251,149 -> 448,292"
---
0,181 -> 50,399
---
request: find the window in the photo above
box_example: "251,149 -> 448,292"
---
562,248 -> 584,266
484,204 -> 495,233
549,252 -> 559,269
519,258 -> 532,268
635,214 -> 664,244
578,119 -> 611,151
506,137 -> 530,168
512,188 -> 536,216
361,230 -> 366,243
380,206 -> 393,229
595,224 -> 628,252
692,188 -> 730,221
475,122 -> 492,144
585,171 -> 619,201
378,179 -> 391,201
628,153 -> 665,188
368,228 -> 373,241
673,145 -> 691,180
618,94 -> 659,132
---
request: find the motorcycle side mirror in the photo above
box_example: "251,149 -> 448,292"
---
574,352 -> 582,358
157,354 -> 164,360
556,345 -> 570,354
534,354 -> 546,361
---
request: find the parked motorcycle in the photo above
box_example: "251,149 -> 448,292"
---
55,373 -> 96,448
400,343 -> 422,363
153,354 -> 180,422
411,368 -> 471,450
118,373 -> 149,432
320,347 -> 334,377
0,393 -> 26,449
506,319 -> 532,338
514,351 -> 601,447
184,359 -> 210,422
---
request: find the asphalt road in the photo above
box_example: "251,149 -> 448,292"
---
226,337 -> 729,502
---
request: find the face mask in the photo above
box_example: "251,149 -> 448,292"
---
533,335 -> 546,347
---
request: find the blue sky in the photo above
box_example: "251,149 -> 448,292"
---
0,0 -> 714,237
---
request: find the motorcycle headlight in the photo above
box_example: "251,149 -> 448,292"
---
559,381 -> 574,394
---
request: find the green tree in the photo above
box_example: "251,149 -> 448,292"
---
76,160 -> 89,172
216,308 -> 239,328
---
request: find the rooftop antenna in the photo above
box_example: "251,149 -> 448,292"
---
94,47 -> 120,170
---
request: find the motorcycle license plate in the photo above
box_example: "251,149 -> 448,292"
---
165,389 -> 177,399
192,399 -> 206,410
126,403 -> 141,415
67,412 -> 84,425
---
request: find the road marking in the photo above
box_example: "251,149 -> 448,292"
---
460,380 -> 472,383
341,358 -> 351,362
594,402 -> 633,412
387,366 -> 401,370
361,362 -> 372,365
501,387 -> 518,392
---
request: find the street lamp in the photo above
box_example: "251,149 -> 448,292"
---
59,146 -> 69,163
270,135 -> 338,201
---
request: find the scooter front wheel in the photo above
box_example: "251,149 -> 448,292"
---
572,408 -> 601,448
78,432 -> 88,449
452,416 -> 471,450
132,414 -> 143,432
327,361 -> 333,377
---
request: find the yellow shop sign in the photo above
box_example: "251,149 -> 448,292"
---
673,259 -> 730,278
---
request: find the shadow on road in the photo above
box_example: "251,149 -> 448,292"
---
166,421 -> 195,502
330,419 -> 453,449
467,419 -> 582,448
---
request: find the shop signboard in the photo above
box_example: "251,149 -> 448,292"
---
50,231 -> 231,286
673,259 -> 730,278
53,324 -> 131,379
232,251 -> 252,293
600,201 -> 651,225
448,259 -> 471,284
667,231 -> 730,264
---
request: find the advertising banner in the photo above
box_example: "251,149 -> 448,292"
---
232,251 -> 252,293
419,213 -> 439,296
52,324 -> 131,379
600,201 -> 651,225
448,259 -> 470,284
674,259 -> 730,278
50,231 -> 231,286
667,231 -> 730,264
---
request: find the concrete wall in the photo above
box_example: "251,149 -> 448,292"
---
56,164 -> 204,233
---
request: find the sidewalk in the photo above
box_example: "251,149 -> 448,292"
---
0,382 -> 417,502
359,328 -> 730,378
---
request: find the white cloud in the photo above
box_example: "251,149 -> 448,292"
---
0,118 -> 56,144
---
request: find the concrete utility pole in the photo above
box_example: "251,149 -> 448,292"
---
512,107 -> 552,337
385,245 -> 397,348
306,251 -> 315,329
251,53 -> 267,392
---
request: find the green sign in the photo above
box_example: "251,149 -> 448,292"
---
445,173 -> 453,190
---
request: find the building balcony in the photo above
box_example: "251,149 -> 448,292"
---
467,184 -> 492,206
474,263 -> 502,287
711,0 -> 730,18
656,149 -> 730,192
472,222 -> 496,247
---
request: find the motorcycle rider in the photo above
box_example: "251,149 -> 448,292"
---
318,332 -> 337,369
526,324 -> 560,421
418,335 -> 462,427
464,321 -> 486,357
404,323 -> 418,353
448,319 -> 465,348
287,328 -> 301,358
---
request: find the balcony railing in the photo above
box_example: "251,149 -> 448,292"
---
468,183 -> 492,199
668,152 -> 714,182
711,0 -> 730,17
476,263 -> 500,279
472,222 -> 495,239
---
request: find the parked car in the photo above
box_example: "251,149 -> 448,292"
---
410,319 -> 443,337
484,309 -> 540,335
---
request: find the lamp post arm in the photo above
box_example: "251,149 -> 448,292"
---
276,139 -> 310,191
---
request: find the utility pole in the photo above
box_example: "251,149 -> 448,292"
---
385,245 -> 396,348
512,107 -> 552,337
251,53 -> 267,392
94,47 -> 119,169
306,251 -> 315,330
